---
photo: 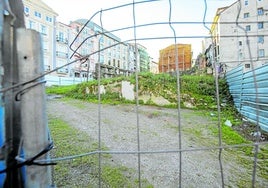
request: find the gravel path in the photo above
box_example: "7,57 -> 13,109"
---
47,98 -> 267,188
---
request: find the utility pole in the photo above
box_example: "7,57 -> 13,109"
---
1,1 -> 52,187
17,28 -> 52,187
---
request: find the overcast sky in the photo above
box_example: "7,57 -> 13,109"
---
43,0 -> 236,60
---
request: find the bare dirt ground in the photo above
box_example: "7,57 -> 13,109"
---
47,98 -> 268,188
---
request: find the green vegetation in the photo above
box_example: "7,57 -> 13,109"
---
46,72 -> 231,109
49,117 -> 152,187
46,85 -> 76,95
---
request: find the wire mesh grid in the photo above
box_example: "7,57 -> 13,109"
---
42,0 -> 268,187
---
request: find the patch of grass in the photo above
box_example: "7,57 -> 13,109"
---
46,85 -> 76,95
208,123 -> 268,181
134,178 -> 154,188
210,125 -> 248,145
49,116 -> 152,187
49,117 -> 97,187
102,165 -> 132,187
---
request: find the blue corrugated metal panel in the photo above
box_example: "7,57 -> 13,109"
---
226,66 -> 243,112
242,80 -> 268,89
229,89 -> 241,94
241,106 -> 268,117
242,102 -> 268,111
0,106 -> 5,186
226,72 -> 242,80
229,84 -> 243,90
243,74 -> 268,83
226,65 -> 268,131
0,3 -> 6,186
243,64 -> 268,78
241,109 -> 268,131
242,88 -> 268,94
241,96 -> 268,104
226,65 -> 243,78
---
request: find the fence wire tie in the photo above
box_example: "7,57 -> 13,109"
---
15,80 -> 46,101
0,142 -> 56,174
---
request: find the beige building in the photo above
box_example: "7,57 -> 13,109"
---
150,60 -> 159,74
208,0 -> 268,72
23,0 -> 58,73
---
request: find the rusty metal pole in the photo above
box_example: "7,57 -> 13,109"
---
16,28 -> 52,187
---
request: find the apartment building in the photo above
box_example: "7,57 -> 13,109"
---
68,20 -> 96,79
150,60 -> 159,74
22,0 -> 58,73
128,43 -> 138,72
128,43 -> 151,73
22,0 -> 152,80
159,44 -> 192,73
69,19 -> 132,79
208,0 -> 268,72
138,45 -> 150,72
55,22 -> 71,76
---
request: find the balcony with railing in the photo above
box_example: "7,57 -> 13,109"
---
56,35 -> 68,44
56,51 -> 68,58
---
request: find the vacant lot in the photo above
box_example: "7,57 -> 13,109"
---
47,98 -> 268,187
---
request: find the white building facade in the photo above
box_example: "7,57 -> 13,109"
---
208,0 -> 268,73
22,0 -> 151,79
23,0 -> 58,73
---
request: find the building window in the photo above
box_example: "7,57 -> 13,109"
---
258,8 -> 264,15
34,11 -> 41,18
245,0 -> 248,5
24,7 -> 29,14
244,13 -> 249,18
258,49 -> 265,57
245,64 -> 250,68
100,55 -> 104,63
46,16 -> 52,22
258,35 -> 264,43
41,25 -> 47,35
29,20 -> 35,30
43,41 -> 49,52
245,25 -> 251,31
239,41 -> 242,46
258,22 -> 264,29
239,52 -> 243,59
59,32 -> 64,41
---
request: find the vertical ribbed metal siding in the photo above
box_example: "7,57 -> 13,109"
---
226,64 -> 268,132
0,2 -> 6,186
